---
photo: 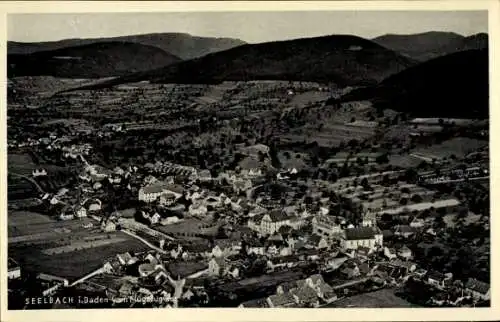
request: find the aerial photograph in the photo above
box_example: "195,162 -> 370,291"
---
6,10 -> 490,309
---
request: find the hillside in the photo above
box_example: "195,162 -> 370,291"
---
67,34 -> 416,89
372,32 -> 487,61
8,33 -> 246,60
335,49 -> 488,119
7,41 -> 182,78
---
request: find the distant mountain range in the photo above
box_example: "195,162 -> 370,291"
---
335,48 -> 488,119
67,34 -> 415,89
8,33 -> 246,60
372,31 -> 488,61
8,41 -> 182,78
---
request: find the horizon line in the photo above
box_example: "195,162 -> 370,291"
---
6,29 -> 489,44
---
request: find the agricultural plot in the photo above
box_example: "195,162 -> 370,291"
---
289,91 -> 330,108
9,231 -> 148,280
8,211 -> 54,226
414,137 -> 488,160
8,153 -> 37,176
156,218 -> 219,238
327,289 -> 418,308
305,122 -> 376,147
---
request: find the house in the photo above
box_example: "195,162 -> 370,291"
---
383,247 -> 398,260
356,246 -> 372,259
197,169 -> 213,182
307,234 -> 329,250
266,293 -> 297,308
312,214 -> 342,238
389,259 -> 417,273
59,212 -> 74,221
139,182 -> 183,203
188,202 -> 208,217
291,285 -> 320,307
208,257 -> 227,277
75,207 -> 87,218
316,282 -> 337,303
413,268 -> 428,279
239,298 -> 269,308
161,216 -> 181,226
394,225 -> 416,238
409,218 -> 425,228
102,258 -> 122,274
267,255 -> 299,271
138,263 -> 157,277
342,226 -> 383,251
397,245 -> 413,260
340,262 -> 361,279
247,239 -> 265,255
324,253 -> 349,271
149,212 -> 162,225
248,210 -> 292,235
102,220 -> 116,232
8,258 -> 21,280
465,278 -> 490,301
119,281 -> 136,297
427,271 -> 450,289
87,199 -> 102,212
117,252 -> 137,266
159,193 -> 178,207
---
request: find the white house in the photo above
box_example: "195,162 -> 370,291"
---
75,207 -> 87,218
248,210 -> 292,235
139,182 -> 183,203
8,258 -> 21,280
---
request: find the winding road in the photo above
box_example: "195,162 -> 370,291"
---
9,172 -> 45,193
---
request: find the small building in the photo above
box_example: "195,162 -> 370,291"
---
8,258 -> 21,280
312,214 -> 342,238
266,293 -> 297,308
465,278 -> 490,301
248,210 -> 292,235
397,245 -> 413,260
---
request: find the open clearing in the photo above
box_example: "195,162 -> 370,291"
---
414,137 -> 487,160
327,288 -> 418,308
9,231 -> 148,280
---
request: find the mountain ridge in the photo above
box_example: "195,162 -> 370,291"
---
372,31 -> 487,61
8,41 -> 182,78
334,48 -> 488,119
8,32 -> 247,60
63,34 -> 416,90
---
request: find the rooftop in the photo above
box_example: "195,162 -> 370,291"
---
344,227 -> 376,240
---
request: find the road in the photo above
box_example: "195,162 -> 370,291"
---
121,229 -> 167,254
9,172 -> 45,193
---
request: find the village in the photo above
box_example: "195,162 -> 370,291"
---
7,96 -> 490,308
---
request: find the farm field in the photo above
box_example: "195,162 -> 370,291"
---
9,231 -> 149,280
8,211 -> 54,226
8,215 -> 94,239
413,137 -> 488,160
327,288 -> 419,308
155,217 -> 219,237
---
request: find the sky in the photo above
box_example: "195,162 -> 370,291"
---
8,11 -> 488,43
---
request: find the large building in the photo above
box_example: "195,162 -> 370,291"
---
139,182 -> 184,203
341,226 -> 383,251
248,210 -> 293,235
311,214 -> 342,238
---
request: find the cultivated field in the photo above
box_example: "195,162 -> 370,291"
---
328,288 -> 418,308
413,137 -> 488,160
9,231 -> 149,280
